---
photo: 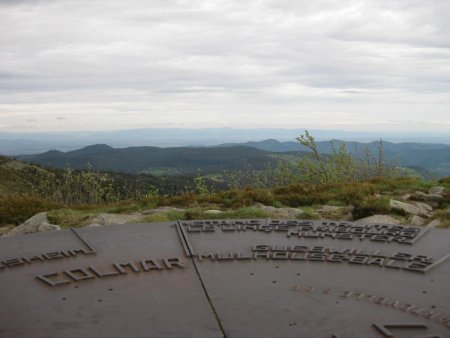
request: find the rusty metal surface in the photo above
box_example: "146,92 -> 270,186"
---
1,219 -> 450,338
181,219 -> 450,338
0,222 -> 223,338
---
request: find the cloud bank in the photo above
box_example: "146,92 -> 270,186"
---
0,0 -> 449,131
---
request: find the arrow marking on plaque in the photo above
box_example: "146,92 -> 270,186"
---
373,323 -> 428,337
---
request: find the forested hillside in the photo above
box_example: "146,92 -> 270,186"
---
14,139 -> 449,178
218,139 -> 450,177
16,145 -> 283,175
2,133 -> 449,234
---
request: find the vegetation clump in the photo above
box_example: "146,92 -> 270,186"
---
296,130 -> 399,183
0,196 -> 62,226
1,132 -> 450,229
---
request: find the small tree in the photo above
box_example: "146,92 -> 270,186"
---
297,130 -> 395,183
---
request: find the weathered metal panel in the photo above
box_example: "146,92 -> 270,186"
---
1,219 -> 450,337
180,219 -> 450,338
0,222 -> 223,338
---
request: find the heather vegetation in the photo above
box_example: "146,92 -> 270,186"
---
1,132 -> 449,232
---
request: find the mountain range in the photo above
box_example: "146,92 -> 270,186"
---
2,128 -> 450,155
217,139 -> 450,177
15,144 -> 284,176
14,139 -> 450,177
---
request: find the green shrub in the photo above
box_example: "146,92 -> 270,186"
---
296,131 -> 398,183
370,176 -> 430,192
352,196 -> 391,220
184,208 -> 203,220
0,196 -> 62,226
165,193 -> 198,206
297,207 -> 320,220
434,209 -> 450,228
225,207 -> 270,219
272,182 -> 375,207
47,209 -> 93,228
215,188 -> 275,208
438,177 -> 450,184
143,211 -> 185,223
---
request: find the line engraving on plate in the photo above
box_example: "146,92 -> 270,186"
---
36,257 -> 185,287
180,220 -> 425,244
0,227 -> 96,272
291,286 -> 450,330
193,244 -> 450,274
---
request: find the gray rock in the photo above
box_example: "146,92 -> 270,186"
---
317,205 -> 342,213
355,215 -> 400,224
410,215 -> 426,226
0,227 -> 10,237
204,210 -> 223,215
426,219 -> 441,228
87,213 -> 145,226
38,223 -> 61,232
415,202 -> 433,212
429,186 -> 445,195
141,207 -> 185,215
413,191 -> 443,202
424,201 -> 440,208
389,199 -> 431,218
254,204 -> 304,218
86,223 -> 103,227
401,194 -> 411,201
316,205 -> 353,221
4,212 -> 61,237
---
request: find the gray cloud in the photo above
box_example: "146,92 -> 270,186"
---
0,0 -> 449,132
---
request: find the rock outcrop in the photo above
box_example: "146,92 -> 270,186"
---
426,219 -> 441,228
254,203 -> 304,218
0,227 -> 10,237
389,199 -> 431,218
355,214 -> 400,224
3,212 -> 61,237
86,213 -> 146,227
410,215 -> 426,226
413,191 -> 443,202
429,186 -> 445,195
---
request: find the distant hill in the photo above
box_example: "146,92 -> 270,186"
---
2,128 -> 450,155
16,145 -> 282,175
216,139 -> 450,177
14,139 -> 450,177
0,155 -> 215,198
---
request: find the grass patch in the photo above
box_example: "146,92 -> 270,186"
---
185,207 -> 270,220
326,200 -> 346,206
47,209 -> 95,228
143,210 -> 185,222
0,196 -> 63,226
223,207 -> 271,219
370,177 -> 433,193
212,188 -> 275,208
434,208 -> 450,228
272,182 -> 375,207
2,177 -> 448,228
352,196 -> 391,220
297,207 -> 320,220
143,207 -> 271,222
438,177 -> 450,185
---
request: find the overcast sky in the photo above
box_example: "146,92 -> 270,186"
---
0,0 -> 449,132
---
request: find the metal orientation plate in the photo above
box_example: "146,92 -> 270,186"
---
1,219 -> 450,338
0,222 -> 223,338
